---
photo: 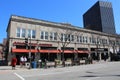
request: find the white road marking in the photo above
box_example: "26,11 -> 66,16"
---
14,73 -> 25,80
86,77 -> 101,80
23,70 -> 72,77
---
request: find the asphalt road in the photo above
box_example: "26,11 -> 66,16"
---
0,61 -> 120,80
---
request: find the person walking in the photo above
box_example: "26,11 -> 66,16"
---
20,56 -> 24,68
23,56 -> 27,66
11,57 -> 17,70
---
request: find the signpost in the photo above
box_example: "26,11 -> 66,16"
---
25,38 -> 31,69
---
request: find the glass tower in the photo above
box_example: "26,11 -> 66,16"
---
83,1 -> 116,34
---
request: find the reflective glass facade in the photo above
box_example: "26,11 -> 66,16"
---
83,1 -> 116,34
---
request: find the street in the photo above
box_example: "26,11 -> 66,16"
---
0,61 -> 120,80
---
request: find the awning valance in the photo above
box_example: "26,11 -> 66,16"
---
12,49 -> 59,53
12,49 -> 89,54
77,50 -> 89,54
39,50 -> 60,53
12,49 -> 37,53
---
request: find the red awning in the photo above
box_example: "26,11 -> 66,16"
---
59,50 -> 75,54
12,49 -> 59,53
39,50 -> 60,53
12,49 -> 28,53
12,49 -> 37,53
77,50 -> 89,54
12,49 -> 89,54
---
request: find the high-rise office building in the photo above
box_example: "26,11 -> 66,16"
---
83,1 -> 116,34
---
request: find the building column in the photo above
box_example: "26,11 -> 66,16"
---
57,53 -> 61,60
8,39 -> 13,65
35,47 -> 41,61
57,42 -> 61,60
108,47 -> 111,61
35,52 -> 40,61
74,43 -> 78,60
99,53 -> 102,61
88,44 -> 91,58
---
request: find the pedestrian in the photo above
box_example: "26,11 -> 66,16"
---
20,56 -> 24,68
38,59 -> 42,68
44,59 -> 47,68
23,56 -> 27,66
11,57 -> 17,70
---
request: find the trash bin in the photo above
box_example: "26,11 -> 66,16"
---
32,61 -> 37,68
42,62 -> 45,68
25,62 -> 30,68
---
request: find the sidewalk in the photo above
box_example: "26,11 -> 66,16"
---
0,65 -> 30,71
93,60 -> 108,64
0,60 -> 107,71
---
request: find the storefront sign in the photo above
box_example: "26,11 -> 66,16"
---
13,42 -> 52,47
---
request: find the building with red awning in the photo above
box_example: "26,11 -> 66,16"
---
5,15 -> 120,64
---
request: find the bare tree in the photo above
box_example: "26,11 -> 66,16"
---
57,27 -> 78,62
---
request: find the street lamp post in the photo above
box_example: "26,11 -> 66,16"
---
25,37 -> 32,69
29,37 -> 32,69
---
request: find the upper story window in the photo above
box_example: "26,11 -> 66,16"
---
105,39 -> 108,44
65,34 -> 68,41
61,33 -> 64,41
77,36 -> 82,43
61,33 -> 68,42
89,37 -> 92,43
50,32 -> 57,41
71,35 -> 74,42
61,33 -> 74,42
85,36 -> 88,43
80,36 -> 82,43
83,36 -> 85,43
16,27 -> 26,38
28,29 -> 31,38
16,27 -> 21,37
50,32 -> 53,40
77,36 -> 79,42
32,30 -> 36,38
27,29 -> 36,39
21,28 -> 26,38
92,37 -> 96,44
40,31 -> 48,40
45,32 -> 48,40
40,31 -> 44,39
102,39 -> 108,45
54,33 -> 57,40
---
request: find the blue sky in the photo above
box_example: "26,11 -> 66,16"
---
0,0 -> 120,43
